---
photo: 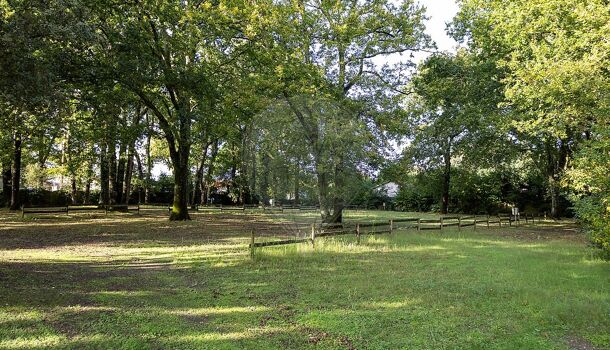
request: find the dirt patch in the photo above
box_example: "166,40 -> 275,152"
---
307,329 -> 330,344
182,313 -> 211,325
565,336 -> 600,350
48,318 -> 82,338
259,314 -> 276,327
484,223 -> 585,242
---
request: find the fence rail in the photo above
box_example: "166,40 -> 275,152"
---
21,204 -> 141,217
249,213 -> 542,257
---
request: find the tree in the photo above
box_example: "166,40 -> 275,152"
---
405,51 -> 503,213
452,0 -> 610,218
0,0 -> 71,209
84,0 -> 270,219
274,0 -> 430,222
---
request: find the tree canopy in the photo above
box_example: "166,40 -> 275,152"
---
1,0 -> 608,255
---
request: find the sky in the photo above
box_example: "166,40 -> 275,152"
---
420,0 -> 460,53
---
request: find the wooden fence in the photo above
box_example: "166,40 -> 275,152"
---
249,214 -> 541,257
21,204 -> 141,217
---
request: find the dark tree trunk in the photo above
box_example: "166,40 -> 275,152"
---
115,142 -> 127,204
203,140 -> 218,204
134,88 -> 191,220
135,151 -> 145,204
192,143 -> 209,208
169,143 -> 191,220
316,164 -> 343,224
249,145 -> 257,204
123,144 -> 134,204
71,176 -> 77,204
84,180 -> 91,205
9,135 -> 22,210
99,142 -> 110,205
145,131 -> 152,204
545,137 -> 570,218
108,142 -> 118,205
260,152 -> 270,205
84,160 -> 93,205
294,161 -> 300,205
2,162 -> 12,207
230,152 -> 238,204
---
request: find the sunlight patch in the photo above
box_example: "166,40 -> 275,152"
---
168,306 -> 270,317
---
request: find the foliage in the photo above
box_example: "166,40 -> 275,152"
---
566,125 -> 610,258
452,0 -> 610,254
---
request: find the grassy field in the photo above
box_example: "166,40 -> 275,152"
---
0,210 -> 608,349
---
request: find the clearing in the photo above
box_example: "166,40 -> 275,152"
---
0,210 -> 608,349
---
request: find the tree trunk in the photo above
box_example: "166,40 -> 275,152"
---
330,162 -> 344,223
123,144 -> 134,204
192,143 -> 209,208
284,93 -> 344,223
99,142 -> 110,205
71,176 -> 77,204
249,144 -> 257,204
115,142 -> 127,204
260,152 -> 270,205
544,137 -> 570,218
84,160 -> 93,205
84,180 -> 91,205
135,88 -> 191,220
169,143 -> 191,220
9,134 -> 22,210
109,142 -> 118,205
2,161 -> 12,207
203,140 -> 218,205
317,170 -> 333,222
145,131 -> 152,204
441,143 -> 451,215
135,151 -> 145,204
294,161 -> 299,205
549,176 -> 558,218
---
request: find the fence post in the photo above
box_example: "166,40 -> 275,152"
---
389,219 -> 393,234
458,217 -> 461,231
473,216 -> 477,231
417,218 -> 421,231
311,223 -> 316,248
21,205 -> 25,219
440,217 -> 443,231
486,215 -> 489,228
356,223 -> 361,245
250,228 -> 255,259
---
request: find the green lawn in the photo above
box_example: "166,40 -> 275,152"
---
0,210 -> 608,349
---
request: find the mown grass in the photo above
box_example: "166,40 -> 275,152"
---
0,210 -> 608,349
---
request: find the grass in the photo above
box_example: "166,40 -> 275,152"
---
0,210 -> 608,349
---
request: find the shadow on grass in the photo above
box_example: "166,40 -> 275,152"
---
0,220 -> 608,349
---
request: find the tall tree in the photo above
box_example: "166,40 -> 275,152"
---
452,0 -> 610,217
405,51 -> 503,213
86,0 -> 270,219
276,0 -> 430,222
